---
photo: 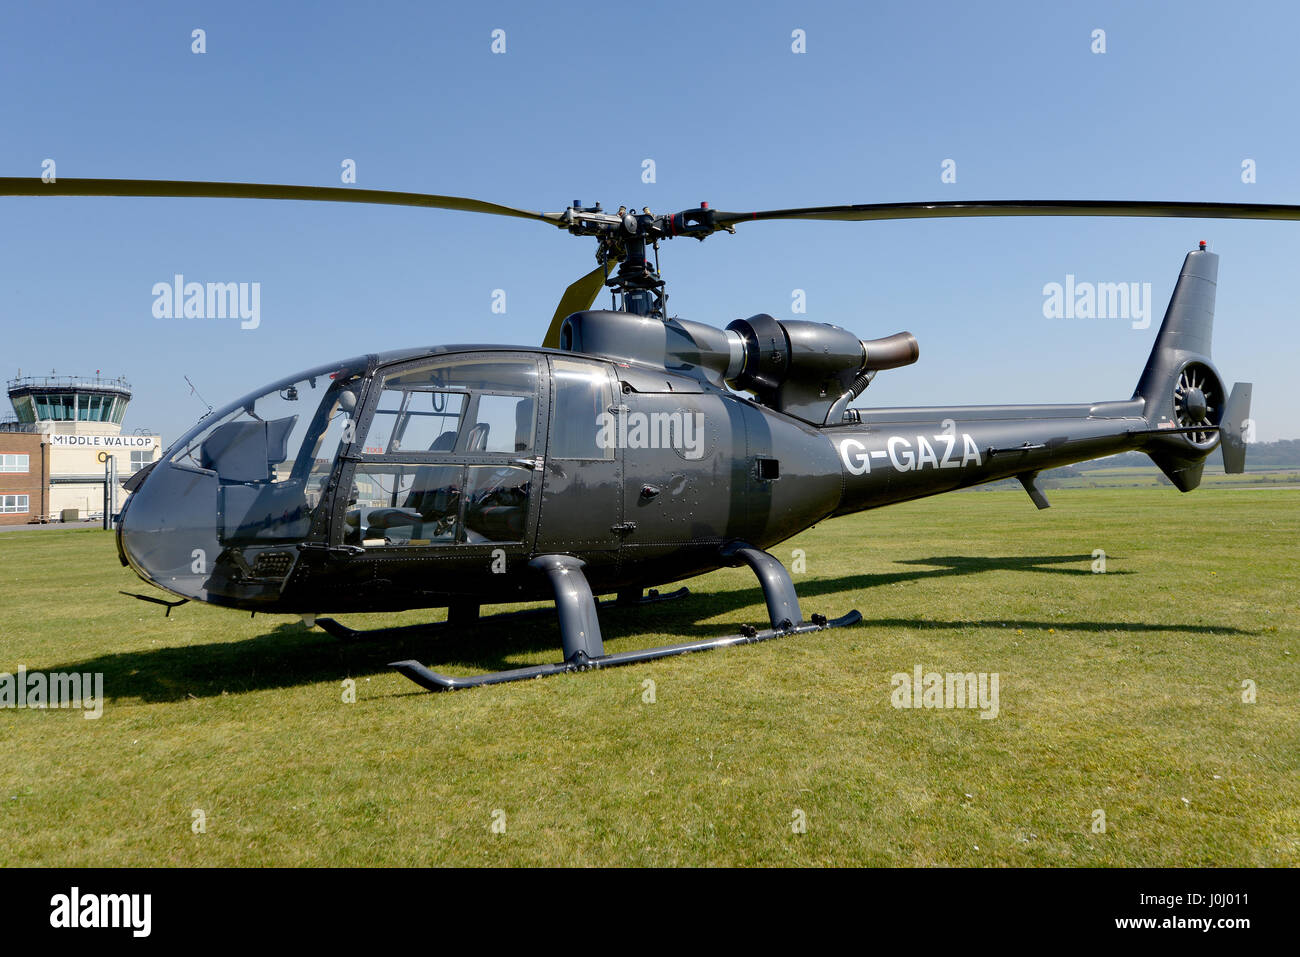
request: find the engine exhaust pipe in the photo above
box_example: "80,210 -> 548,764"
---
860,332 -> 920,371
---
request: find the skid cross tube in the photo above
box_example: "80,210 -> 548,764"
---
388,544 -> 861,692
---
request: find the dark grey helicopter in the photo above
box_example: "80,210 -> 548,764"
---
4,179 -> 1289,690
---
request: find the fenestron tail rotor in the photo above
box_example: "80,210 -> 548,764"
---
1173,362 -> 1221,446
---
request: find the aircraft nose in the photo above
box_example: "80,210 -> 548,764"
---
118,460 -> 222,602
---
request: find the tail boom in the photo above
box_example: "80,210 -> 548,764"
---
828,400 -> 1149,516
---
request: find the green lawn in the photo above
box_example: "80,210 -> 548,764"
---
1,487 -> 1296,866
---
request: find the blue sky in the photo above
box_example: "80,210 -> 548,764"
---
2,0 -> 1298,441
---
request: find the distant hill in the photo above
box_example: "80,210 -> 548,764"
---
968,439 -> 1300,491
1073,439 -> 1300,471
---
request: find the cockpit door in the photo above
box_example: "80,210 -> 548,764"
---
331,353 -> 546,560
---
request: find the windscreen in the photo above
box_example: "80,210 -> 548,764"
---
119,357 -> 368,601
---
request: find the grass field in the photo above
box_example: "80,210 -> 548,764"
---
1,487 -> 1296,867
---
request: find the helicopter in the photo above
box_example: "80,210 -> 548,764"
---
5,178 -> 1297,691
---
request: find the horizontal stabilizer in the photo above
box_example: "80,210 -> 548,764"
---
1220,383 -> 1253,474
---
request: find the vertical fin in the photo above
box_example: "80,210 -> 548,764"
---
1134,248 -> 1218,408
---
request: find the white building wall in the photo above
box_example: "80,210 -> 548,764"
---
33,423 -> 162,518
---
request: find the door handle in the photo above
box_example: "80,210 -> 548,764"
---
511,456 -> 544,470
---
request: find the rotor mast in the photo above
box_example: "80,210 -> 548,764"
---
556,200 -> 724,317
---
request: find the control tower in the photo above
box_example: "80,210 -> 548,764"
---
8,373 -> 133,429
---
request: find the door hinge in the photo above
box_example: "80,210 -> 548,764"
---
300,542 -> 365,556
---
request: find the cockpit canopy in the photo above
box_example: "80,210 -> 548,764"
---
119,350 -> 566,605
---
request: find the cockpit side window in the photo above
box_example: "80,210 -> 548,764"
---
365,357 -> 539,458
475,393 -> 535,453
549,358 -> 614,460
368,390 -> 466,455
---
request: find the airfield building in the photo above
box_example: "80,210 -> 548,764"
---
0,429 -> 49,526
2,374 -> 162,523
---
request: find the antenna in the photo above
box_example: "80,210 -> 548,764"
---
184,375 -> 213,415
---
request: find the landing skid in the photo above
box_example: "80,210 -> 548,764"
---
388,545 -> 861,692
391,611 -> 861,691
315,587 -> 689,642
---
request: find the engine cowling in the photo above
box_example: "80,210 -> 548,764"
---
726,314 -> 918,425
557,309 -> 917,426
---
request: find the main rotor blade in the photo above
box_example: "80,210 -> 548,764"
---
713,199 -> 1300,228
0,177 -> 563,224
543,263 -> 614,348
